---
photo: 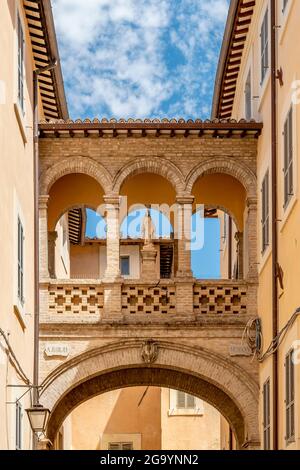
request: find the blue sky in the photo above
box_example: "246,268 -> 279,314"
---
52,0 -> 229,120
53,1 -> 227,278
86,209 -> 220,278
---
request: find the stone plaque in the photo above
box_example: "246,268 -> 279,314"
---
229,344 -> 252,357
45,344 -> 70,357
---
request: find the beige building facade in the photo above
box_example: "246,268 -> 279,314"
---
57,387 -> 220,451
0,0 -> 66,450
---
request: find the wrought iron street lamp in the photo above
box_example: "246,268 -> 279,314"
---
26,403 -> 50,435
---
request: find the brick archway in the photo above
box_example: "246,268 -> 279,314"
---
41,340 -> 259,449
40,156 -> 113,195
185,157 -> 256,198
112,157 -> 185,194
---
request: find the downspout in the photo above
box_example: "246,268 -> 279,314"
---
270,0 -> 278,451
33,60 -> 57,448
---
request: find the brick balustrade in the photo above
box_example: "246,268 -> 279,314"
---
40,278 -> 256,322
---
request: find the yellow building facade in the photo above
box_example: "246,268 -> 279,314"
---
213,0 -> 300,450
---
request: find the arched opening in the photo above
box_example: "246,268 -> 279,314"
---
119,173 -> 177,280
191,173 -> 247,280
191,207 -> 240,280
48,173 -> 105,232
52,206 -> 107,279
40,342 -> 260,450
47,174 -> 106,279
55,386 -> 232,450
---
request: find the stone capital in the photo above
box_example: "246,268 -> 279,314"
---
176,195 -> 194,206
103,194 -> 121,206
246,197 -> 257,208
39,195 -> 49,210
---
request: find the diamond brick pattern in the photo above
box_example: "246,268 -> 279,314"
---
122,285 -> 176,315
193,282 -> 247,315
49,284 -> 104,315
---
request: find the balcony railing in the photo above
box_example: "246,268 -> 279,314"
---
122,282 -> 176,315
46,280 -> 104,321
41,278 -> 255,323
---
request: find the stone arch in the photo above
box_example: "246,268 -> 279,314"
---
113,157 -> 185,194
185,157 -> 256,198
40,156 -> 113,195
41,340 -> 259,449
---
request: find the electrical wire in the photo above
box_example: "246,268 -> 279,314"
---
0,328 -> 31,385
243,307 -> 300,363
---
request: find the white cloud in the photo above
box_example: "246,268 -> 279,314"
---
52,0 -> 229,119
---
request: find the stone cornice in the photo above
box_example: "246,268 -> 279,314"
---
39,118 -> 263,139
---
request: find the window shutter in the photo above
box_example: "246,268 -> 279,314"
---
176,391 -> 186,408
284,108 -> 293,207
285,350 -> 295,443
17,217 -> 24,303
186,394 -> 196,409
263,379 -> 270,450
108,443 -> 121,450
122,443 -> 133,450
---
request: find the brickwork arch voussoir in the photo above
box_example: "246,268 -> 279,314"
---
41,340 -> 259,449
185,157 -> 257,198
113,158 -> 185,194
40,156 -> 113,195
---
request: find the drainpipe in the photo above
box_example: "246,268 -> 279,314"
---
270,0 -> 278,451
228,216 -> 232,279
33,60 -> 57,447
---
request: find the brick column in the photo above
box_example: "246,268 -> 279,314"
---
245,197 -> 258,281
175,196 -> 194,278
235,231 -> 244,280
174,196 -> 194,316
104,195 -> 121,281
39,195 -> 49,280
48,231 -> 57,278
103,195 -> 122,318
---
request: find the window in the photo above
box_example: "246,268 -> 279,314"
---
16,402 -> 22,450
17,217 -> 24,304
260,8 -> 269,84
285,349 -> 295,443
108,442 -> 133,450
120,256 -> 130,276
263,379 -> 271,450
17,13 -> 25,113
245,69 -> 252,120
283,107 -> 293,208
261,170 -> 269,253
176,391 -> 196,409
283,0 -> 289,13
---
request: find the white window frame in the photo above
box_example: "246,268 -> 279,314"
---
17,12 -> 25,114
258,4 -> 271,111
14,5 -> 27,142
279,0 -> 294,44
13,193 -> 26,325
280,98 -> 298,231
283,106 -> 294,209
244,68 -> 252,120
261,169 -> 270,254
263,379 -> 271,450
285,349 -> 295,445
17,216 -> 25,306
168,389 -> 204,416
260,6 -> 269,86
